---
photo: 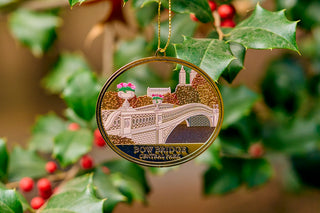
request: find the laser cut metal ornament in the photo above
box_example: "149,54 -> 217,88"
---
96,57 -> 223,167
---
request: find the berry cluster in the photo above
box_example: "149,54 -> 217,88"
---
19,177 -> 52,209
17,123 -> 112,209
19,156 -> 95,209
190,0 -> 236,28
19,160 -> 58,209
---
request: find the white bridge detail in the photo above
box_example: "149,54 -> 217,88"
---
102,103 -> 219,144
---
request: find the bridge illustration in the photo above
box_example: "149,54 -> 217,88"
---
102,103 -> 219,144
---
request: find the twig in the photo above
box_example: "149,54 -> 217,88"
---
5,165 -> 80,189
213,11 -> 224,40
220,152 -> 252,159
57,164 -> 80,187
36,164 -> 80,213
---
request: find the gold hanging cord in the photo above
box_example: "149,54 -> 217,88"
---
156,0 -> 172,55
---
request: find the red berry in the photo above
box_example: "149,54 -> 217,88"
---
249,143 -> 265,158
37,178 -> 52,192
190,13 -> 198,22
94,129 -> 105,147
218,4 -> 235,19
19,177 -> 34,192
102,166 -> 110,175
68,122 -> 80,131
39,189 -> 52,199
31,197 -> 45,209
208,1 -> 217,11
80,155 -> 94,170
221,19 -> 236,28
45,161 -> 57,174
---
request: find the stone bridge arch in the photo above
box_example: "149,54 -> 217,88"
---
158,104 -> 215,144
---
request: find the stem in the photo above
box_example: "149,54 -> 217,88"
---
36,164 -> 80,213
213,11 -> 224,40
220,152 -> 252,159
5,165 -> 80,189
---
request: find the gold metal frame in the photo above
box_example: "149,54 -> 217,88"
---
96,56 -> 224,167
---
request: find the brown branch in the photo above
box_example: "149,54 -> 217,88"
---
5,165 -> 80,189
213,11 -> 224,40
56,164 -> 80,187
220,152 -> 253,159
35,164 -> 80,213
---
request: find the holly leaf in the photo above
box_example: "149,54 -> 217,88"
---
103,159 -> 150,195
69,0 -> 88,7
227,4 -> 299,53
114,37 -> 149,69
162,0 -> 213,23
131,0 -> 157,8
62,72 -> 101,121
9,9 -> 60,56
102,160 -> 150,204
175,37 -> 235,80
221,85 -> 260,129
204,158 -> 243,195
93,168 -> 127,213
58,174 -> 92,193
263,118 -> 320,154
135,1 -> 158,27
242,159 -> 273,188
112,173 -> 146,204
197,138 -> 222,169
148,167 -> 173,175
261,55 -> 305,114
28,113 -> 67,153
222,43 -> 246,83
43,53 -> 91,94
8,147 -> 47,181
0,189 -> 23,213
131,0 -> 213,22
15,192 -> 31,212
0,139 -> 9,182
64,108 -> 94,129
42,181 -> 104,213
53,129 -> 93,168
0,0 -> 16,7
219,114 -> 261,155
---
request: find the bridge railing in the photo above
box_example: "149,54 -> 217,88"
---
162,103 -> 213,123
134,103 -> 174,111
101,110 -> 120,130
102,103 -> 217,132
131,113 -> 156,129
